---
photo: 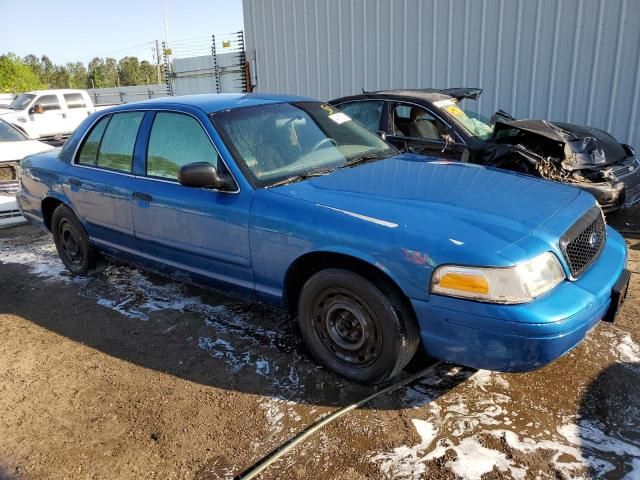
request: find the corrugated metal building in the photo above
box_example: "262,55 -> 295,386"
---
242,0 -> 640,147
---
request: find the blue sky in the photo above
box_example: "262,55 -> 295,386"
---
0,0 -> 244,65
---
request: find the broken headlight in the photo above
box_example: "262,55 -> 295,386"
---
430,252 -> 566,304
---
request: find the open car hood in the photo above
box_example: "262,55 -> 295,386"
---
491,119 -> 628,170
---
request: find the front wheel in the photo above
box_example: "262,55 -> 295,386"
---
52,205 -> 105,276
297,269 -> 420,383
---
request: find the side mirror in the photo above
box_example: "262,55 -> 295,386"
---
376,130 -> 387,141
178,162 -> 234,191
31,104 -> 44,114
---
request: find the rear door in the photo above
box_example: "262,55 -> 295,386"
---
66,111 -> 144,249
336,100 -> 385,133
130,110 -> 254,294
62,92 -> 91,133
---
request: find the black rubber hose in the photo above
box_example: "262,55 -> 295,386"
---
235,361 -> 443,480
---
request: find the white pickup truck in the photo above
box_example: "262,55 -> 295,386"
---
0,89 -> 96,140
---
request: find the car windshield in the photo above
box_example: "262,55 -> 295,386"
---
8,93 -> 36,110
0,119 -> 27,141
210,102 -> 397,188
434,99 -> 494,140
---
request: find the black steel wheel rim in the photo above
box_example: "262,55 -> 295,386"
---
58,219 -> 83,266
311,287 -> 383,368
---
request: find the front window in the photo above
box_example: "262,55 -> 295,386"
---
0,119 -> 28,141
434,99 -> 494,140
8,94 -> 35,110
210,102 -> 396,188
146,112 -> 219,180
391,104 -> 448,140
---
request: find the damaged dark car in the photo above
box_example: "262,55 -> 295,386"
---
329,88 -> 640,212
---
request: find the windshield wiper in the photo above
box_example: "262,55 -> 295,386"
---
338,151 -> 393,169
268,169 -> 332,188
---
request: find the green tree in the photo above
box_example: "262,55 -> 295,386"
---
0,53 -> 44,93
66,62 -> 88,89
139,60 -> 159,85
104,57 -> 119,87
48,65 -> 71,88
39,55 -> 55,86
118,56 -> 140,86
88,57 -> 105,88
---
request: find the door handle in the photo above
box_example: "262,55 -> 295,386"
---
132,192 -> 153,202
69,178 -> 81,187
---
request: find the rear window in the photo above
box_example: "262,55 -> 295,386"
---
64,93 -> 86,109
76,112 -> 144,173
77,116 -> 110,166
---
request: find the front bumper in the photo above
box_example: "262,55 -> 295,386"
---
577,158 -> 640,212
413,226 -> 628,372
0,194 -> 26,228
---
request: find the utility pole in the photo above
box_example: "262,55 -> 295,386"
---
155,40 -> 161,84
162,0 -> 169,48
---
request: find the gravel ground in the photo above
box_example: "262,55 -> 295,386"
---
0,215 -> 639,480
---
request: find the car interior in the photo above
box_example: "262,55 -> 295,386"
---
392,105 -> 446,141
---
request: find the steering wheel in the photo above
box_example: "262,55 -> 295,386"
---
311,137 -> 338,152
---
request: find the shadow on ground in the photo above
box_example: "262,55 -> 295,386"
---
578,361 -> 640,478
0,253 -> 463,411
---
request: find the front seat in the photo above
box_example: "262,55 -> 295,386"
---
407,107 -> 441,140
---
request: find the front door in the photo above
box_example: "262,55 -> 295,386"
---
130,111 -> 254,295
386,103 -> 465,160
30,94 -> 67,138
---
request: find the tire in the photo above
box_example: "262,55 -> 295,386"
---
51,205 -> 105,276
297,269 -> 420,384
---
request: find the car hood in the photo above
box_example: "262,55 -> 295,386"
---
492,119 -> 628,170
0,140 -> 55,163
270,154 -> 581,255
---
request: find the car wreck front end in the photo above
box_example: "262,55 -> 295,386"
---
430,92 -> 640,213
473,119 -> 640,212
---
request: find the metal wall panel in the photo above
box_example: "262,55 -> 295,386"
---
243,0 -> 640,147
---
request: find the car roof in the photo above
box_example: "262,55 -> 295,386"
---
330,89 -> 457,105
23,89 -> 88,95
109,92 -> 317,114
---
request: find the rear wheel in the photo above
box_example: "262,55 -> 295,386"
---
297,269 -> 419,383
52,205 -> 105,275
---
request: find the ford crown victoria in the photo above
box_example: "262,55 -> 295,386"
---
17,94 -> 629,383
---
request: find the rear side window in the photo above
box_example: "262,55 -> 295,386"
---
76,112 -> 143,172
77,115 -> 110,166
36,95 -> 61,111
63,93 -> 86,109
97,112 -> 144,172
146,112 -> 219,180
338,101 -> 384,132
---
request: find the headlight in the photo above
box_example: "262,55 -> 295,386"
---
430,252 -> 566,304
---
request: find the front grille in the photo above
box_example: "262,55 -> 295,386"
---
0,208 -> 22,220
560,206 -> 606,278
0,164 -> 16,182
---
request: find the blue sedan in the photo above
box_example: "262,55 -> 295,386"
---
17,93 -> 629,383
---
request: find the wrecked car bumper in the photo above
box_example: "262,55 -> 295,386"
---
412,226 -> 627,372
577,158 -> 640,212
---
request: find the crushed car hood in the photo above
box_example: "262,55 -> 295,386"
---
493,119 -> 628,170
270,154 -> 581,255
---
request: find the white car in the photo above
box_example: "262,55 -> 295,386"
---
0,118 -> 54,227
0,89 -> 95,140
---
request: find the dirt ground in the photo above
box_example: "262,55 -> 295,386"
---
0,211 -> 639,480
